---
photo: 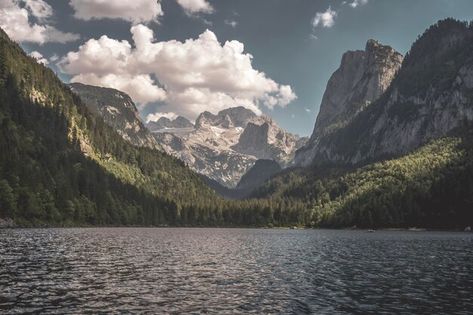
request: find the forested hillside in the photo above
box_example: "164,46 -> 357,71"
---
253,130 -> 473,228
0,28 -> 219,226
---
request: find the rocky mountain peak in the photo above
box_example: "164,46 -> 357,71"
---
294,39 -> 403,166
316,39 -> 403,135
219,106 -> 257,127
195,106 -> 257,129
195,111 -> 214,128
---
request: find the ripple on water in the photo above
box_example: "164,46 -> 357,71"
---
0,228 -> 472,314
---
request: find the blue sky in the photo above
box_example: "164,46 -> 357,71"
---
3,0 -> 473,136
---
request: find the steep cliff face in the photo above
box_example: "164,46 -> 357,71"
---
152,106 -> 307,187
69,83 -> 160,150
295,39 -> 403,166
301,19 -> 473,165
232,119 -> 305,166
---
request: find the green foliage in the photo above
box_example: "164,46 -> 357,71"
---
254,133 -> 473,228
0,27 -> 219,226
0,179 -> 16,217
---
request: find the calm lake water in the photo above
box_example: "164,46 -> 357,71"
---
0,228 -> 472,314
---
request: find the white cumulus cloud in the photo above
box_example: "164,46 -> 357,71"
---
69,0 -> 163,24
146,112 -> 179,123
312,7 -> 337,28
176,0 -> 213,15
29,50 -> 48,65
0,0 -> 79,44
60,24 -> 296,120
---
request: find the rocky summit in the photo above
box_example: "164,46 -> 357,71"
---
295,39 -> 403,166
296,19 -> 473,166
151,106 -> 307,187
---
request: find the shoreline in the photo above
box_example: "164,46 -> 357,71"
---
1,224 -> 471,233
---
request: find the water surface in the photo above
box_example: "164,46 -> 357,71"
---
1,228 -> 472,314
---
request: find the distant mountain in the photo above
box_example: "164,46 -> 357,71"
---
147,116 -> 193,131
69,83 -> 160,150
152,106 -> 307,187
195,107 -> 257,129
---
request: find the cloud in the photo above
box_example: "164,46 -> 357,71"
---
176,0 -> 213,15
224,19 -> 238,28
29,50 -> 48,65
0,0 -> 79,44
312,7 -> 337,28
69,0 -> 163,24
347,0 -> 368,8
60,25 -> 296,120
146,112 -> 178,123
24,0 -> 51,20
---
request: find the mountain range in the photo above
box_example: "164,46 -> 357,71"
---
66,81 -> 306,188
151,107 -> 307,187
1,19 -> 473,228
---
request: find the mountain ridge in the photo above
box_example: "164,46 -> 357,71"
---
301,19 -> 473,166
151,106 -> 307,187
69,82 -> 160,150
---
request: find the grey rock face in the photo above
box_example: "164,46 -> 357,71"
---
295,39 -> 403,166
233,118 -> 305,166
195,106 -> 257,129
70,83 -> 160,150
151,106 -> 307,187
296,20 -> 473,166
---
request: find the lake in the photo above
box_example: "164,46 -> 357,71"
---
0,228 -> 472,314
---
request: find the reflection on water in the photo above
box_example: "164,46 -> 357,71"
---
0,228 -> 472,314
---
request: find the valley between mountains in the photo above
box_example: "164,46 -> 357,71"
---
1,18 -> 473,228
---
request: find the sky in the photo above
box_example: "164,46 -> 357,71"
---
1,0 -> 473,136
